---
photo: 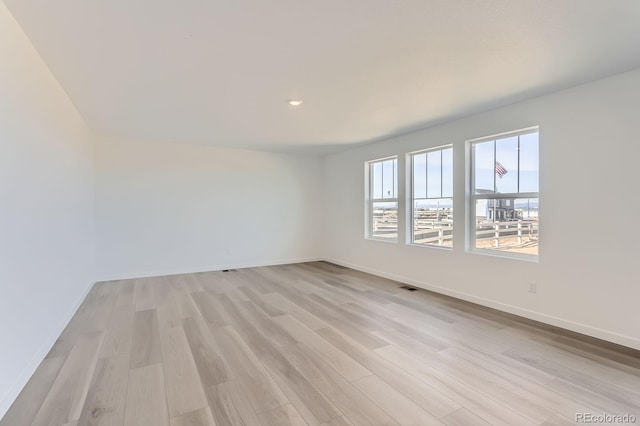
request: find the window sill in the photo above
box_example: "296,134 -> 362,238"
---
407,243 -> 453,251
365,237 -> 398,244
465,248 -> 539,263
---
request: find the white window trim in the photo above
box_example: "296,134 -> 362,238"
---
365,156 -> 398,243
466,127 -> 539,262
407,145 -> 454,249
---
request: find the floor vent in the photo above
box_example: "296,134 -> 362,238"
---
399,285 -> 418,292
222,269 -> 237,272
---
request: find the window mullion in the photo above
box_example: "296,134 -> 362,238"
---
473,192 -> 538,200
392,159 -> 396,198
493,139 -> 497,193
440,149 -> 443,198
517,135 -> 521,193
426,154 -> 430,198
381,162 -> 384,199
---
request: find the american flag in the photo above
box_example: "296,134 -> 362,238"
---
495,161 -> 508,178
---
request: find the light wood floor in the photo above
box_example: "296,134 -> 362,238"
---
3,262 -> 640,426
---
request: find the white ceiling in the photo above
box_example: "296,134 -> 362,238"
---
6,0 -> 640,154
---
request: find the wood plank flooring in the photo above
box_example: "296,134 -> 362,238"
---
3,262 -> 640,425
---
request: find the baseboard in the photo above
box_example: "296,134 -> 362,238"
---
323,257 -> 640,351
0,279 -> 95,420
96,257 -> 324,282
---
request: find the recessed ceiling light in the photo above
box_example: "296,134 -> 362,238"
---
287,99 -> 303,106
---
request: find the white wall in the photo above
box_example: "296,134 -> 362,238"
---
96,138 -> 323,280
0,1 -> 96,418
323,68 -> 640,350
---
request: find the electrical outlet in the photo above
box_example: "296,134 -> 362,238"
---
528,281 -> 537,293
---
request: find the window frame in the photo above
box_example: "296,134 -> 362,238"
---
408,145 -> 454,249
365,156 -> 398,243
467,126 -> 539,262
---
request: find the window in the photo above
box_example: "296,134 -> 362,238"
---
469,128 -> 539,259
366,157 -> 398,241
409,146 -> 453,247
